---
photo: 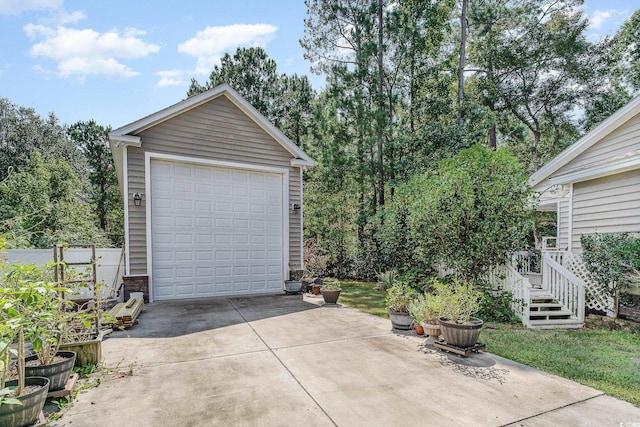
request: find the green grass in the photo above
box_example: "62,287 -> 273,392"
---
337,280 -> 640,407
482,322 -> 640,407
338,280 -> 389,319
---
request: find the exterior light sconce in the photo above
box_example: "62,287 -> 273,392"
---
290,203 -> 301,212
133,192 -> 142,206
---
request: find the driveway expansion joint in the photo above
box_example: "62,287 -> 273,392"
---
500,393 -> 606,426
228,298 -> 339,427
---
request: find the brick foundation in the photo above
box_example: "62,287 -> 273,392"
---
123,275 -> 149,303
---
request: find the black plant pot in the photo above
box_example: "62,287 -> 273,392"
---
0,376 -> 49,427
438,317 -> 483,348
24,351 -> 76,391
388,308 -> 414,330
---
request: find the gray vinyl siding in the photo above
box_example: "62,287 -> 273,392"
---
571,169 -> 640,252
126,94 -> 303,275
558,198 -> 570,250
550,112 -> 640,179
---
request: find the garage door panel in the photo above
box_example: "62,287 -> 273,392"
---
151,159 -> 284,300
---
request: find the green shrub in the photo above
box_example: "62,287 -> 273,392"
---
434,278 -> 483,323
407,145 -> 533,284
475,289 -> 522,323
581,233 -> 640,318
385,281 -> 418,312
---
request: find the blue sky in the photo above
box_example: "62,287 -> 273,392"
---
0,0 -> 637,129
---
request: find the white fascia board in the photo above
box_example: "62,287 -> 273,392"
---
109,134 -> 142,147
529,94 -> 640,187
548,156 -> 640,185
109,83 -> 316,167
291,158 -> 315,167
110,88 -> 227,137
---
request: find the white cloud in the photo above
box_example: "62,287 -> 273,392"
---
590,10 -> 614,30
0,0 -> 62,15
24,24 -> 160,80
178,24 -> 278,74
55,9 -> 85,25
156,69 -> 189,87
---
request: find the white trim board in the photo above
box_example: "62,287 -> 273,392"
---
110,84 -> 315,167
144,152 -> 290,302
548,155 -> 640,185
123,146 -> 131,275
530,94 -> 640,188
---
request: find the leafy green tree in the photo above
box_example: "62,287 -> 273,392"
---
67,120 -> 123,246
188,47 -> 280,121
581,233 -> 640,319
188,47 -> 316,146
0,99 -> 81,181
407,145 -> 533,284
0,152 -> 109,248
468,0 -> 593,171
582,10 -> 640,131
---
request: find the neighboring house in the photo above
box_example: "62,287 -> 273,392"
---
109,84 -> 315,302
492,95 -> 640,328
530,94 -> 640,252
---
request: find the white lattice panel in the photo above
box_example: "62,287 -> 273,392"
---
564,253 -> 613,315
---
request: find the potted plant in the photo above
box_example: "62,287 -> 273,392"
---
59,279 -> 111,367
320,279 -> 341,304
0,290 -> 50,427
2,263 -> 76,392
385,281 -> 418,330
284,268 -> 304,293
408,292 -> 442,339
436,279 -> 483,348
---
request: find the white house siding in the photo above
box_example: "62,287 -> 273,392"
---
571,169 -> 640,251
550,112 -> 640,179
126,95 -> 302,275
558,198 -> 570,250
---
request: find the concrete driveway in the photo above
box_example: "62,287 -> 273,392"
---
59,294 -> 640,426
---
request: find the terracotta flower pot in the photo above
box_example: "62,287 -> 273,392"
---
415,324 -> 424,335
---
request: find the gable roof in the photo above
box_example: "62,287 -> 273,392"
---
530,94 -> 640,188
109,84 -> 315,191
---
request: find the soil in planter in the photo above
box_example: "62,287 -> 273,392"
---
25,355 -> 67,367
3,385 -> 41,398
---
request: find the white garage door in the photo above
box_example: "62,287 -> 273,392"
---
150,159 -> 284,300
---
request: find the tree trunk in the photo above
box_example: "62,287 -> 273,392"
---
458,0 -> 468,126
377,0 -> 385,208
488,123 -> 497,149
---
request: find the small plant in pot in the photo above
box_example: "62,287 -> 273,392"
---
320,279 -> 341,305
284,268 -> 304,294
2,264 -> 77,392
436,279 -> 483,348
1,297 -> 50,427
385,281 -> 418,330
408,291 -> 443,340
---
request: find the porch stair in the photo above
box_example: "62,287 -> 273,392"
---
527,289 -> 583,329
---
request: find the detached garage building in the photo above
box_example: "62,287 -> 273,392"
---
109,84 -> 315,302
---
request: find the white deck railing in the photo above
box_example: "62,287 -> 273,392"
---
486,264 -> 532,327
510,251 -> 541,274
542,254 -> 585,323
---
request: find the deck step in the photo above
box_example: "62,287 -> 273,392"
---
528,319 -> 583,329
530,309 -> 573,317
530,302 -> 564,309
